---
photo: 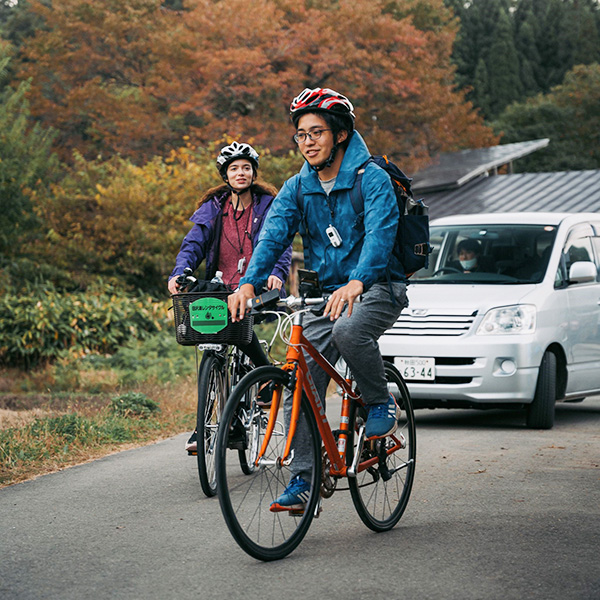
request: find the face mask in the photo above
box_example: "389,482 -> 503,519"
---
460,258 -> 477,270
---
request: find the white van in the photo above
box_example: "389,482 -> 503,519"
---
379,212 -> 600,428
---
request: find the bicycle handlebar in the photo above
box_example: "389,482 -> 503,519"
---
247,290 -> 361,313
175,267 -> 198,292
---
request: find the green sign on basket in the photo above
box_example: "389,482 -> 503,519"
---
189,297 -> 229,334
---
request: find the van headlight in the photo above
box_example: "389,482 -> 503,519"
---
476,305 -> 536,335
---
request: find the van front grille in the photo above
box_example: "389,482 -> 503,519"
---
386,309 -> 478,337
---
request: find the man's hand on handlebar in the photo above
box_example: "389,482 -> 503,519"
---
323,279 -> 364,321
228,283 -> 256,322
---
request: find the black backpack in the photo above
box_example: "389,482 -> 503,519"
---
296,155 -> 431,276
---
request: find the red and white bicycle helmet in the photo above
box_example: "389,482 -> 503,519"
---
290,87 -> 355,125
216,141 -> 260,178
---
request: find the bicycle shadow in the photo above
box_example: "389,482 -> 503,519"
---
412,396 -> 600,430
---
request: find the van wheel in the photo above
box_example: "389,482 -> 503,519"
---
526,351 -> 556,429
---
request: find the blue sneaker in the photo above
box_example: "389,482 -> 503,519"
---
365,393 -> 399,438
270,475 -> 311,512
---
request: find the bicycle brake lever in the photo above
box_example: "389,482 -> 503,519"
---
249,288 -> 280,313
309,300 -> 328,317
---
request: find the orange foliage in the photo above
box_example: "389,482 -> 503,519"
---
176,0 -> 498,170
17,0 -> 497,169
19,0 -> 191,162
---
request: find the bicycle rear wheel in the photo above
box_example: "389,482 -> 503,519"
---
196,352 -> 226,497
347,362 -> 416,531
216,366 -> 321,561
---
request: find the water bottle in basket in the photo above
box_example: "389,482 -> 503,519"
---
211,271 -> 224,285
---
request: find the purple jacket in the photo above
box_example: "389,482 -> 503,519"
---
170,188 -> 292,285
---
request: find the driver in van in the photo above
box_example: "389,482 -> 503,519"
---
450,238 -> 494,273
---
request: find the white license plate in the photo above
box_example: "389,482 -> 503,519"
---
394,357 -> 435,381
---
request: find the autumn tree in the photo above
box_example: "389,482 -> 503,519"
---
174,0 -> 497,170
32,139 -> 302,293
0,45 -> 57,257
17,0 -> 495,170
17,0 -> 192,162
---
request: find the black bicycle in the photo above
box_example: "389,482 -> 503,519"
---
172,269 -> 271,497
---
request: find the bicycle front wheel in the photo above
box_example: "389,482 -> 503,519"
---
236,381 -> 261,476
216,366 -> 321,561
196,352 -> 226,497
348,362 -> 416,531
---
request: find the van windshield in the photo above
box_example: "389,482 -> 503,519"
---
412,223 -> 557,284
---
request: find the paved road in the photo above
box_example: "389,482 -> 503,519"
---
1,398 -> 599,600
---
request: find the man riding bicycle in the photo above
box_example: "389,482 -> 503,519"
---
228,88 -> 409,510
168,142 -> 292,453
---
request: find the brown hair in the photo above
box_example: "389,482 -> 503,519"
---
196,180 -> 278,209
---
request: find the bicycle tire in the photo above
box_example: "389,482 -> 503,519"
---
347,361 -> 416,532
196,353 -> 227,497
231,355 -> 260,476
236,382 -> 261,475
216,366 -> 322,561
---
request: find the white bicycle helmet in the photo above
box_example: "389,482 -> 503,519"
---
216,141 -> 260,178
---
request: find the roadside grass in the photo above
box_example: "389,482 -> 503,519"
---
0,320 -> 285,488
0,379 -> 197,488
0,330 -> 198,487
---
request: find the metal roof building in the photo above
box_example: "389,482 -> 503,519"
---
411,139 -> 600,220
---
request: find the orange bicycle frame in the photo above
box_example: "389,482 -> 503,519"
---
256,316 -> 400,478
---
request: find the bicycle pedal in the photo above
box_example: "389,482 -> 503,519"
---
269,503 -> 306,515
227,441 -> 245,450
187,451 -> 197,456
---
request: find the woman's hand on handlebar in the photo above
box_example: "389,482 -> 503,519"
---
323,279 -> 364,321
267,275 -> 283,291
228,283 -> 256,322
168,276 -> 180,295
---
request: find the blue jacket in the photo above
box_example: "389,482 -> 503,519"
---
170,188 -> 292,284
241,131 -> 405,293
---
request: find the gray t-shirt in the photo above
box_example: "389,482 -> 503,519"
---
320,177 -> 336,196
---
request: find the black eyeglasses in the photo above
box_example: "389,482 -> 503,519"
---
293,129 -> 332,144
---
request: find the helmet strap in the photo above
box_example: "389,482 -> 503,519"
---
310,145 -> 338,172
227,183 -> 253,213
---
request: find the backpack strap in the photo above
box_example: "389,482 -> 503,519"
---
295,177 -> 304,213
349,158 -> 372,216
294,176 -> 312,269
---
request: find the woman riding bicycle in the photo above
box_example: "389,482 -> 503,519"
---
168,141 -> 292,453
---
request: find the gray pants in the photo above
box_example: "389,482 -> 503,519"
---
285,282 -> 408,480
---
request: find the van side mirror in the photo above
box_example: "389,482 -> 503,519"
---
568,261 -> 597,284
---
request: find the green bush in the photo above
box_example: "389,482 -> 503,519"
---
0,281 -> 170,368
84,328 -> 194,386
29,413 -> 96,444
109,392 -> 160,418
